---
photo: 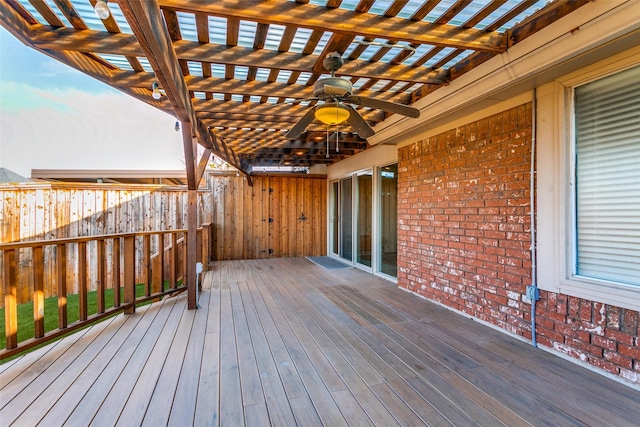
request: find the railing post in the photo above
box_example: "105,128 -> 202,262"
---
57,243 -> 68,329
97,239 -> 105,314
202,223 -> 211,272
33,246 -> 45,339
157,233 -> 165,293
169,233 -> 177,288
113,237 -> 121,308
143,234 -> 151,297
3,249 -> 18,350
78,242 -> 88,321
123,235 -> 136,314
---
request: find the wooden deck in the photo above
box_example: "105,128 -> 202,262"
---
2,258 -> 639,426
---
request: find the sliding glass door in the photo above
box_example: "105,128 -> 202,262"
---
356,170 -> 372,268
379,164 -> 398,277
331,181 -> 339,256
339,177 -> 353,261
330,164 -> 396,278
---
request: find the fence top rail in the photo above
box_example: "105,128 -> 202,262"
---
0,229 -> 190,250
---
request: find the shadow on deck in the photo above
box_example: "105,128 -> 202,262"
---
2,258 -> 639,426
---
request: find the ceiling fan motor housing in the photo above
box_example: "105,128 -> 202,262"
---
323,52 -> 344,72
313,77 -> 353,99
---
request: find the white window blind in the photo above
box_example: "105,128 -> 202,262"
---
574,65 -> 640,286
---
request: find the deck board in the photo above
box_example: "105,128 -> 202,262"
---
2,258 -> 640,426
194,265 -> 221,426
113,295 -> 185,426
40,302 -> 158,425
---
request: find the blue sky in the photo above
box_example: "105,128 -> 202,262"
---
0,27 -> 116,95
0,27 -> 185,177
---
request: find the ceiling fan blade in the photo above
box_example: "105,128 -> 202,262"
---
344,105 -> 375,138
324,84 -> 349,96
348,95 -> 420,118
285,108 -> 317,139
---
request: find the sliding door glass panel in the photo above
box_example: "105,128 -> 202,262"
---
332,181 -> 339,255
357,171 -> 373,267
340,177 -> 353,261
379,164 -> 398,277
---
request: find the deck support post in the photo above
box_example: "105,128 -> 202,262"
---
187,189 -> 198,309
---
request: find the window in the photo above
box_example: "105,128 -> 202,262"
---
573,65 -> 640,287
536,48 -> 640,311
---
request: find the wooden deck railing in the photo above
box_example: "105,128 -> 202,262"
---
1,224 -> 213,359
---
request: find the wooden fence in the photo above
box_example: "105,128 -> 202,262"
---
209,174 -> 327,260
0,173 -> 326,305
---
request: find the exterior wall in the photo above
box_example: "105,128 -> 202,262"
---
536,292 -> 640,382
397,103 -> 534,336
397,103 -> 640,385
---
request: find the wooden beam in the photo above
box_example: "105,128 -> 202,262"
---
118,0 -> 194,126
0,0 -> 36,44
52,0 -> 88,30
160,0 -> 506,52
119,0 -> 202,187
196,147 -> 213,184
118,0 -> 244,310
186,189 -> 197,309
29,26 -> 449,84
118,0 -> 250,177
181,120 -> 197,189
507,0 -> 591,46
199,112 -> 301,123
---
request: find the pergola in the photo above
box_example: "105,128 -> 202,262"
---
0,0 -> 589,176
0,0 -> 589,308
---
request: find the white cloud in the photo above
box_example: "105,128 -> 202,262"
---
0,83 -> 185,177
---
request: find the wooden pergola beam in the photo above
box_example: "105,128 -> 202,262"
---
29,26 -> 449,84
160,0 -> 507,52
196,147 -> 213,184
118,0 -> 249,178
118,1 -> 194,130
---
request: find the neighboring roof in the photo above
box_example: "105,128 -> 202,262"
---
0,168 -> 30,183
29,169 -> 190,186
0,0 -> 589,170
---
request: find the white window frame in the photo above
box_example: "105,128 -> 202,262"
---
376,161 -> 399,282
536,46 -> 640,311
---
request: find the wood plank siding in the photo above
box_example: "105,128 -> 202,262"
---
2,258 -> 639,426
209,175 -> 326,260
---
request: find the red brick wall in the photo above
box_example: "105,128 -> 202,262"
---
537,292 -> 640,383
397,102 -> 640,385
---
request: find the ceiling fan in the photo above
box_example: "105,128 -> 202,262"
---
285,52 -> 420,140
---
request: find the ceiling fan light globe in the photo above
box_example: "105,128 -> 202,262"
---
315,104 -> 349,125
94,0 -> 111,19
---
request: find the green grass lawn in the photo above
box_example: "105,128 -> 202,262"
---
0,284 -> 148,351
